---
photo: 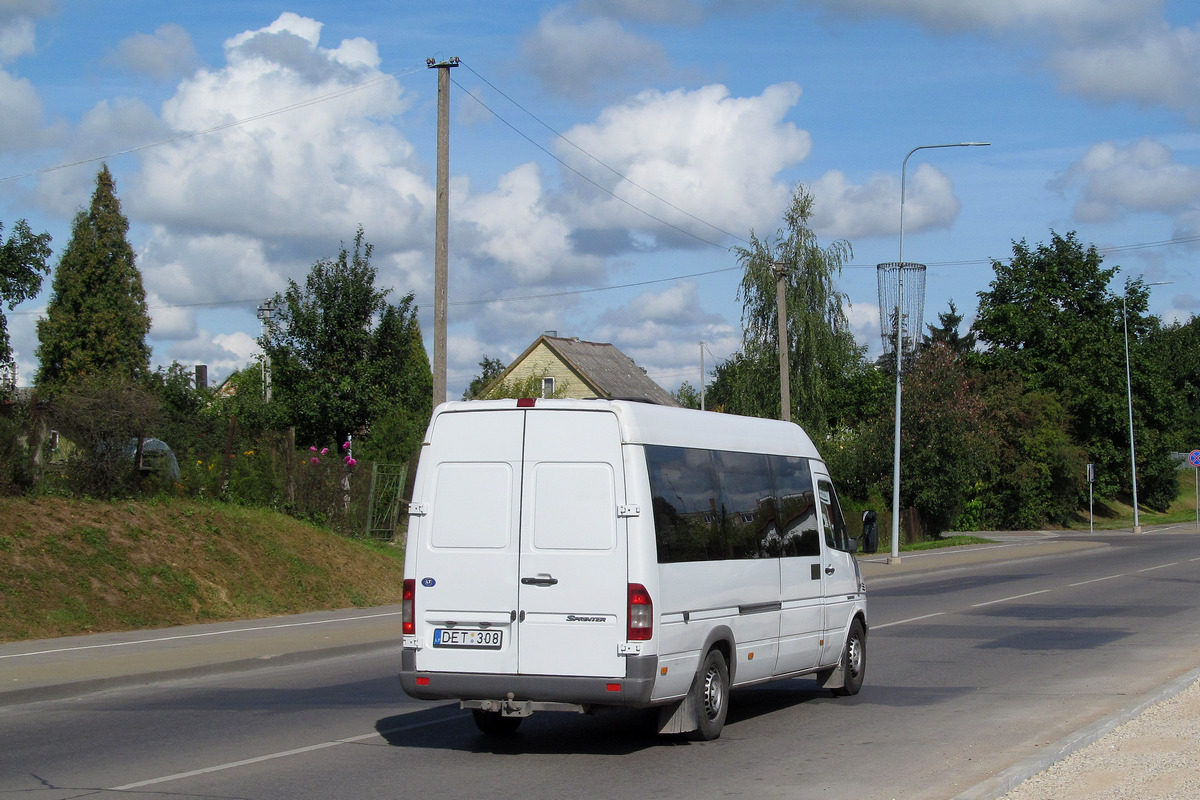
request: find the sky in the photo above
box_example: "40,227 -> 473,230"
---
2,0 -> 1199,402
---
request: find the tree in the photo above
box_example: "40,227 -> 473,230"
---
462,356 -> 506,400
262,227 -> 431,454
923,300 -> 976,357
36,164 -> 151,393
0,218 -> 52,378
672,380 -> 702,410
971,232 -> 1176,509
708,185 -> 859,435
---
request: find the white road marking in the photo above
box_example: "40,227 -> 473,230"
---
0,612 -> 405,660
110,713 -> 459,790
1068,574 -> 1124,587
970,590 -> 1051,608
1137,563 -> 1180,572
873,612 -> 946,630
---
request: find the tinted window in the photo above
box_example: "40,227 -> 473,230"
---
713,450 -> 775,559
771,455 -> 819,557
646,445 -> 719,563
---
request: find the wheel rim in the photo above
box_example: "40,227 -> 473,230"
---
846,634 -> 863,678
702,662 -> 725,720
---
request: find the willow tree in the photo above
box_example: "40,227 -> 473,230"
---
709,185 -> 860,435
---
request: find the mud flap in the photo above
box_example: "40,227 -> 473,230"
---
817,662 -> 845,691
656,693 -> 699,734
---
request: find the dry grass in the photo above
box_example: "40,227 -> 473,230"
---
0,496 -> 406,642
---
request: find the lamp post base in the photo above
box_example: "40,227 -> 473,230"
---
887,556 -> 902,565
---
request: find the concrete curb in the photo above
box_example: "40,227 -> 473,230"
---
951,664 -> 1200,800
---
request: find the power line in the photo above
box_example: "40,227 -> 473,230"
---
460,61 -> 749,248
450,74 -> 734,252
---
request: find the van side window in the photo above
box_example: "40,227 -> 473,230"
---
646,445 -> 719,563
647,445 -> 821,563
712,451 -> 774,559
817,479 -> 853,553
771,456 -> 820,557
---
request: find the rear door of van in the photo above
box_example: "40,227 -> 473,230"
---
516,410 -> 627,678
412,407 -> 627,680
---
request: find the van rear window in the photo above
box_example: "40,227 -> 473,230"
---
645,445 -> 821,563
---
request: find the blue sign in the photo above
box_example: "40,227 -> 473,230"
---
1190,450 -> 1200,468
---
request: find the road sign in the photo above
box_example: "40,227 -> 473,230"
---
1190,450 -> 1200,468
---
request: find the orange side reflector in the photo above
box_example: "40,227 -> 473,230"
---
748,652 -> 755,660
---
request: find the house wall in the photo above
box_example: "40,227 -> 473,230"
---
506,342 -> 597,399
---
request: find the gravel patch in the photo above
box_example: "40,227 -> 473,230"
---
997,677 -> 1200,800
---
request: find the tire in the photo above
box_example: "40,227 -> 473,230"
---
687,648 -> 730,741
831,619 -> 866,697
472,708 -> 523,736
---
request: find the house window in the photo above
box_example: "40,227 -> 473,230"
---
541,376 -> 555,397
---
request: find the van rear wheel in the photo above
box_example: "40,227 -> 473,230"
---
472,709 -> 522,736
688,648 -> 730,741
831,619 -> 866,697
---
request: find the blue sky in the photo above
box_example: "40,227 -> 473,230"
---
2,0 -> 1199,401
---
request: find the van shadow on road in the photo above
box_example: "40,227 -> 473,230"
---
373,678 -> 971,755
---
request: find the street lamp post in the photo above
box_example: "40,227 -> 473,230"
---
1123,279 -> 1172,535
889,142 -> 989,564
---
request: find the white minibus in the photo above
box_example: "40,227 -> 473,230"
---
399,398 -> 867,739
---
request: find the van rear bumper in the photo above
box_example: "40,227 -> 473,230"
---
399,649 -> 659,707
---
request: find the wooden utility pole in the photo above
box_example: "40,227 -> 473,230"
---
428,56 -> 459,407
774,260 -> 790,422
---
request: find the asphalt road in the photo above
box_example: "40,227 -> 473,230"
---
2,528 -> 1198,800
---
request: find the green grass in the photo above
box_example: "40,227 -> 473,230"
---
0,496 -> 407,642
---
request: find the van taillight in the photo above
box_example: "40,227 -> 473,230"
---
628,583 -> 653,641
402,579 -> 415,635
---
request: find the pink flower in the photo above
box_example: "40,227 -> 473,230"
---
320,447 -> 329,455
342,441 -> 351,450
309,446 -> 317,452
344,456 -> 357,467
309,457 -> 320,465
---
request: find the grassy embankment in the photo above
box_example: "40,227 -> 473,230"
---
0,496 -> 405,643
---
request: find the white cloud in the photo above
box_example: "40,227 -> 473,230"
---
1051,23 -> 1200,121
1056,138 -> 1200,223
108,23 -> 200,81
521,6 -> 668,99
556,82 -> 810,244
0,67 -> 46,149
458,161 -> 605,287
810,163 -> 960,240
0,0 -> 53,63
575,0 -> 707,25
129,13 -> 429,280
806,0 -> 1154,37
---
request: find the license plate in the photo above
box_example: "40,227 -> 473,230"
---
433,628 -> 503,649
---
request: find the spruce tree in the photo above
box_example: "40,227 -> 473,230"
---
35,164 -> 151,392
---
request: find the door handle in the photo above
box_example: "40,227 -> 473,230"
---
521,575 -> 559,586
824,565 -> 835,576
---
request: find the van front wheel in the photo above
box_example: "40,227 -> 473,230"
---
472,709 -> 522,736
831,619 -> 866,697
688,648 -> 730,741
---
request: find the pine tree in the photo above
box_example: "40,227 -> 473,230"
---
35,165 -> 151,392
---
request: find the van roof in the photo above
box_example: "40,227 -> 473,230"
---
429,399 -> 823,460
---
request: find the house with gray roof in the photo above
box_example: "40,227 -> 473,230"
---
487,333 -> 679,407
